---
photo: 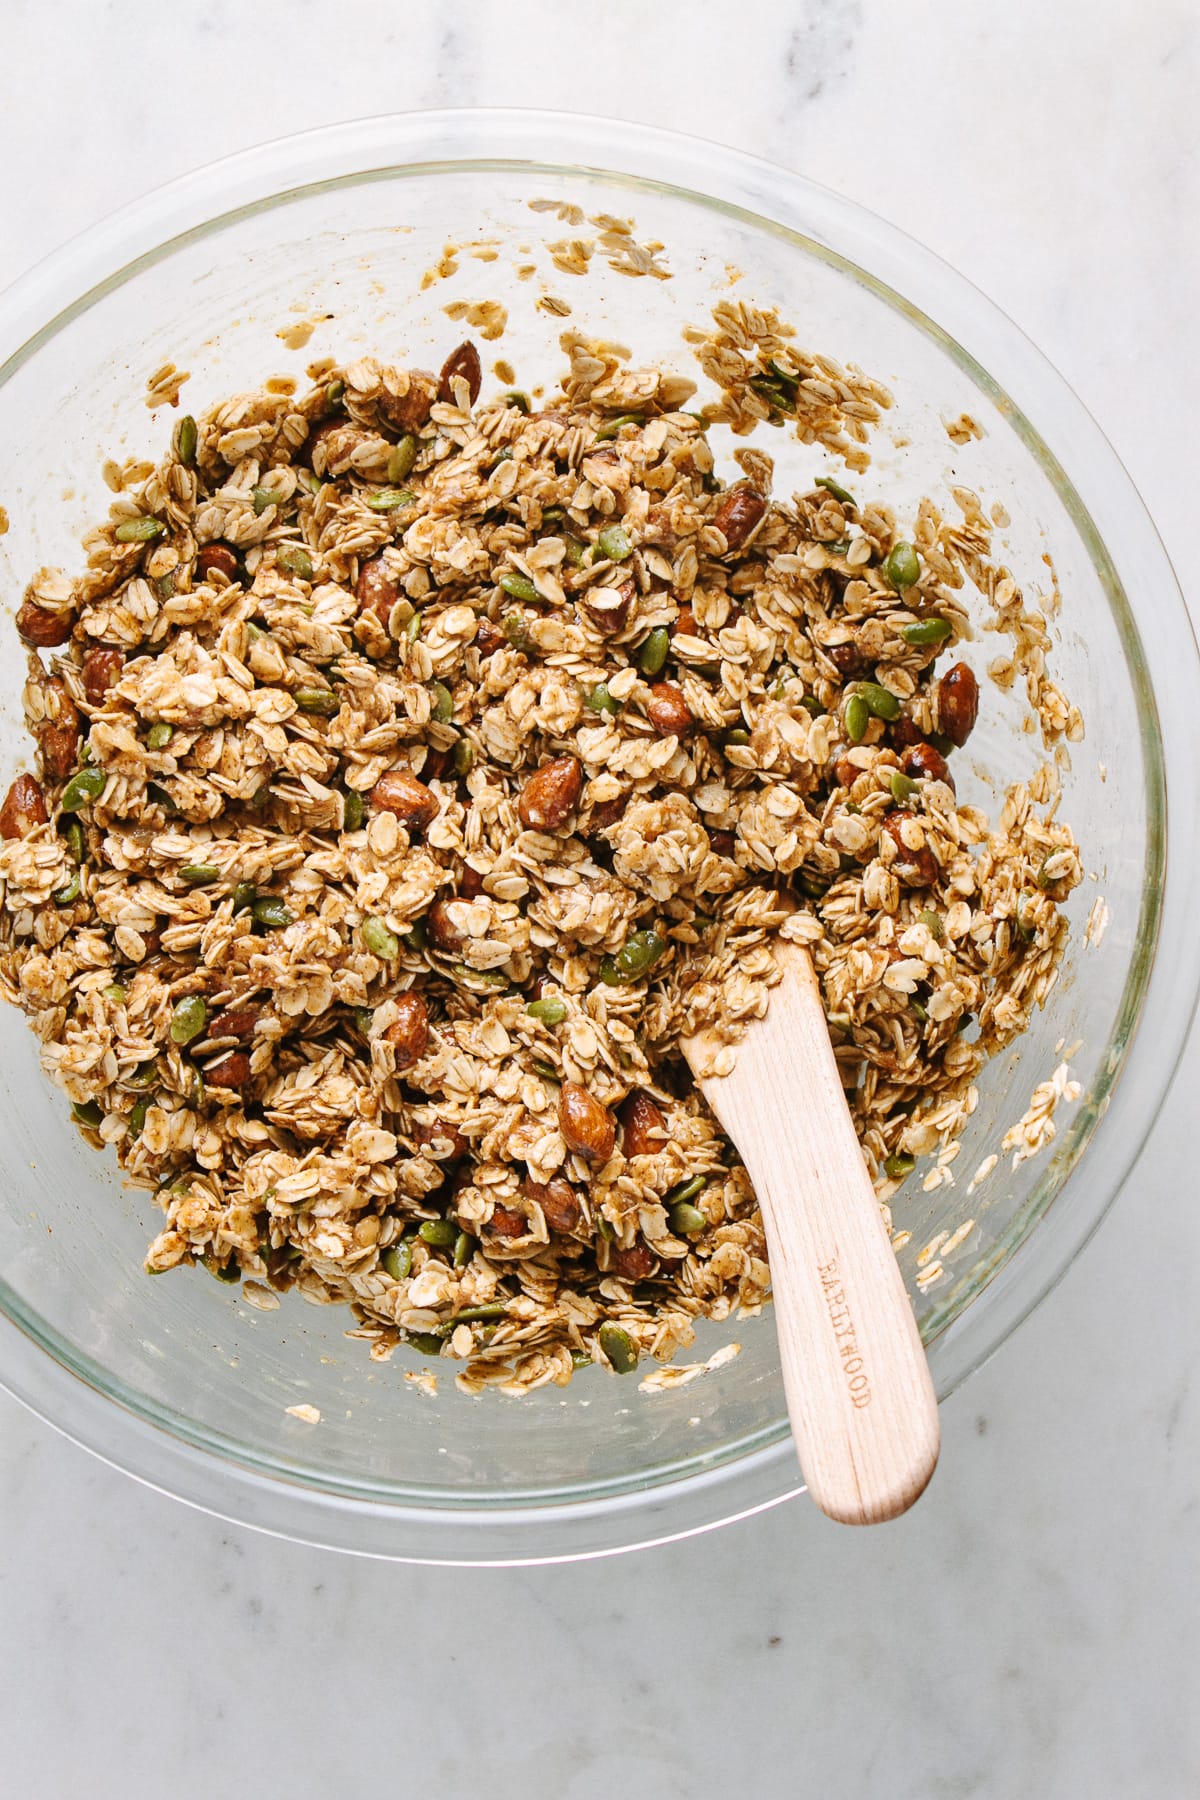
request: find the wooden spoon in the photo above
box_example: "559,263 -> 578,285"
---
680,938 -> 940,1525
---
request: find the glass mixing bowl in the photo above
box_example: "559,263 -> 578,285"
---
0,111 -> 1196,1563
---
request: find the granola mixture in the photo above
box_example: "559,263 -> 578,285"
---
0,325 -> 1082,1393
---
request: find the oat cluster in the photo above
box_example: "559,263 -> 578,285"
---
0,322 -> 1081,1393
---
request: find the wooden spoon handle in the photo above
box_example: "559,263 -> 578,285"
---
685,942 -> 939,1524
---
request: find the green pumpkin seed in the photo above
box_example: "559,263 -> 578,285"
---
570,1348 -> 593,1368
664,1174 -> 708,1207
601,928 -> 667,986
502,611 -> 534,653
594,413 -> 643,441
815,475 -> 856,508
115,516 -> 165,544
585,682 -> 621,716
170,995 -> 207,1045
860,681 -> 901,721
146,722 -> 173,750
361,916 -> 399,959
293,687 -> 340,716
367,487 -> 415,513
452,738 -> 475,776
504,391 -> 531,413
387,435 -> 419,483
60,766 -> 107,812
845,694 -> 870,744
407,1331 -> 448,1356
453,1231 -> 475,1270
59,817 -> 85,863
276,543 -> 314,580
669,1201 -> 708,1235
563,535 -> 588,568
429,682 -> 454,723
71,1101 -> 103,1128
723,727 -> 750,748
453,964 -> 508,989
52,872 -> 81,905
499,570 -> 537,602
405,917 -> 428,953
297,469 -> 323,497
177,415 -> 198,467
917,909 -> 944,941
884,542 -> 921,592
526,996 -> 567,1026
325,378 -> 345,407
406,611 -> 423,642
252,486 -> 281,516
638,627 -> 670,677
799,695 -> 824,718
901,617 -> 952,646
598,1323 -> 639,1374
231,881 -> 257,913
884,1152 -> 915,1180
597,524 -> 632,562
531,1058 -> 560,1082
179,863 -> 220,887
126,1059 -> 158,1089
418,1218 -> 458,1247
890,770 -> 918,803
102,983 -> 127,1002
128,1095 -> 152,1138
251,897 -> 293,929
381,1239 -> 413,1281
453,1302 -> 508,1324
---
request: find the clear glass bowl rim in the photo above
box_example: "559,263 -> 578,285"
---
0,107 -> 1197,1564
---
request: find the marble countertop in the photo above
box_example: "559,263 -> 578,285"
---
1,4 -> 1197,1796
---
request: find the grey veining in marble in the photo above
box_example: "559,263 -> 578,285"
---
1,3 -> 1197,1796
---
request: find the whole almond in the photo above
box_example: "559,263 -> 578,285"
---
646,681 -> 694,737
611,1240 -> 655,1281
827,640 -> 866,678
206,1050 -> 253,1089
438,341 -> 482,407
517,755 -> 582,831
355,554 -> 400,627
475,617 -> 506,655
207,1006 -> 261,1043
712,487 -> 766,551
558,1081 -> 616,1162
369,768 -> 439,832
581,578 -> 634,637
0,774 -> 48,839
81,648 -> 124,707
902,741 -> 955,790
15,601 -> 72,647
36,680 -> 82,781
588,790 -> 628,833
195,543 -> 240,584
881,810 -> 940,888
619,1089 -> 668,1158
935,662 -> 979,748
413,1118 -> 468,1161
489,1202 -> 528,1239
384,993 -> 429,1069
378,371 -> 437,435
427,898 -> 467,953
524,1175 -> 581,1234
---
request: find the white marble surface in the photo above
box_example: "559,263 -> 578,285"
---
1,4 -> 1198,1796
